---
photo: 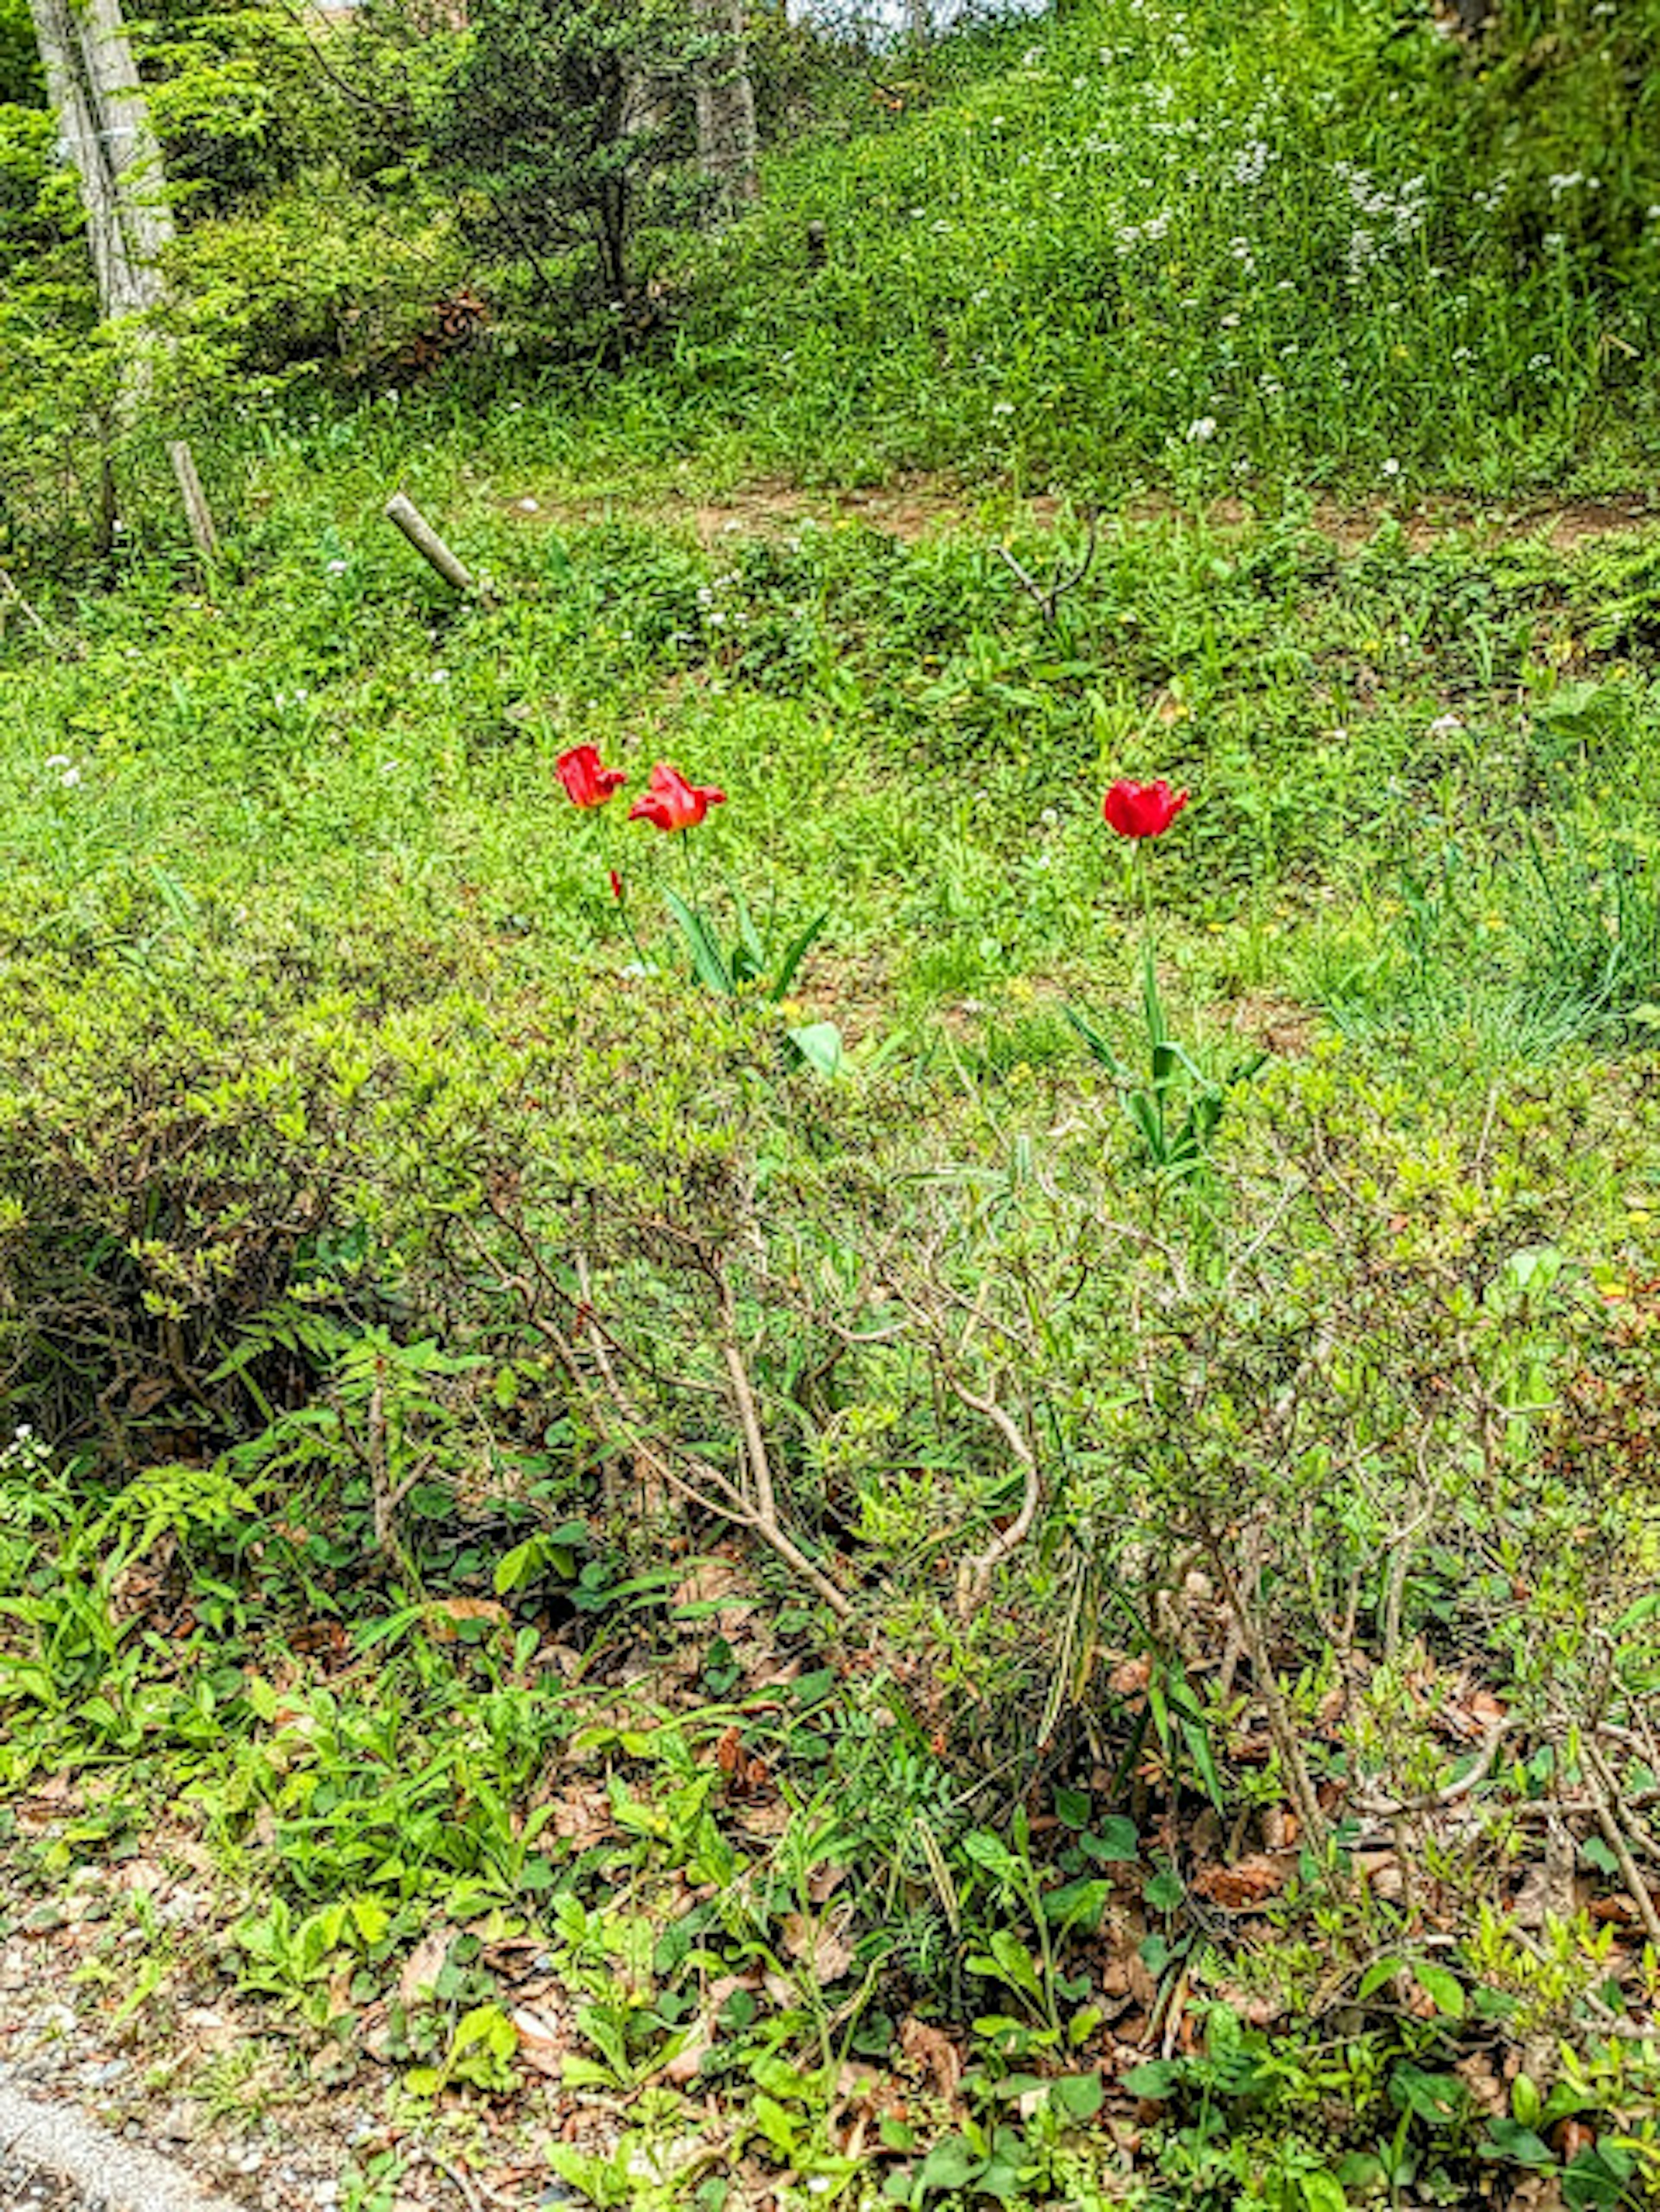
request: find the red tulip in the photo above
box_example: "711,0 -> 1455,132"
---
1103,778 -> 1189,839
628,761 -> 726,833
556,744 -> 626,808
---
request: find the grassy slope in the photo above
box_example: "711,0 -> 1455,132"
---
5,4 -> 1660,2209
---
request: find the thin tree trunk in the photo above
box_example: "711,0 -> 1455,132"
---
26,0 -> 218,557
694,0 -> 758,217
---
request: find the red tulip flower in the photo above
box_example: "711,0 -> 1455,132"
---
628,761 -> 726,833
556,744 -> 627,809
1103,779 -> 1189,839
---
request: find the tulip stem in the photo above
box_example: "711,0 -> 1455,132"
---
603,831 -> 653,969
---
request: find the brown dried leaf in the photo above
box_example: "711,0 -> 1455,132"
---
398,1925 -> 456,2007
511,2005 -> 567,2080
779,1906 -> 856,1986
1191,1855 -> 1289,1911
1260,1806 -> 1299,1851
543,1784 -> 613,1849
425,1597 -> 510,1641
672,1557 -> 759,1626
1456,2053 -> 1507,2116
1354,1850 -> 1403,1901
900,2016 -> 962,2103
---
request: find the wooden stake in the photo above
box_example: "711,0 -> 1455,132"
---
167,442 -> 218,563
384,492 -> 482,597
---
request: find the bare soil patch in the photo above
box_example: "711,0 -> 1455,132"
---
496,472 -> 1657,552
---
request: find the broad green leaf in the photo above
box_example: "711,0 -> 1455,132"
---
1082,1815 -> 1140,1862
788,1021 -> 845,1077
915,2137 -> 983,2192
1481,2119 -> 1554,2168
1052,2070 -> 1105,2121
1414,1963 -> 1466,2020
1298,2174 -> 1347,2212
1054,1785 -> 1091,1829
1041,1876 -> 1111,1933
1357,1957 -> 1404,2001
1121,2059 -> 1181,2099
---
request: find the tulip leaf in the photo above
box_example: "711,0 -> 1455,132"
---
769,911 -> 829,999
1064,1005 -> 1124,1075
662,889 -> 733,994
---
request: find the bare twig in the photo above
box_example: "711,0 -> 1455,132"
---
1583,1735 -> 1660,1947
718,1272 -> 776,1527
567,1253 -> 853,1621
1207,1535 -> 1331,1856
950,1379 -> 1041,1618
994,521 -> 1097,628
1351,1711 -> 1520,1819
0,567 -> 60,649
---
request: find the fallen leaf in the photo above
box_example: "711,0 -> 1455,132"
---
511,2006 -> 566,2079
1553,2118 -> 1597,2161
900,2016 -> 961,2103
779,1906 -> 856,1985
672,1557 -> 759,1626
1456,2052 -> 1506,2116
542,1784 -> 613,1848
1192,1855 -> 1289,1911
425,1598 -> 510,1641
661,2027 -> 712,2086
399,1925 -> 456,2007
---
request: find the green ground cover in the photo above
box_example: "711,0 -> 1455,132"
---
6,0 -> 1660,2206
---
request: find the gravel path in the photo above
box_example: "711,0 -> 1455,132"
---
0,2151 -> 82,2209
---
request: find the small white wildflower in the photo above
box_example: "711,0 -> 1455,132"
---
1040,807 -> 1059,827
517,498 -> 539,514
1186,415 -> 1218,443
1427,713 -> 1463,737
326,558 -> 348,575
43,753 -> 70,769
60,766 -> 81,788
991,400 -> 1015,418
430,668 -> 450,683
1381,457 -> 1401,478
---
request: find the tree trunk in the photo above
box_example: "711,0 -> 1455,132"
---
694,0 -> 758,217
26,0 -> 217,557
